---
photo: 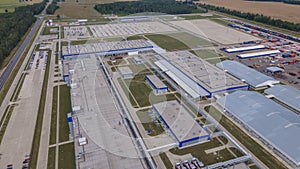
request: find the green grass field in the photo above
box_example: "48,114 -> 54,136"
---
58,143 -> 75,169
118,70 -> 177,107
59,85 -> 72,143
180,14 -> 220,20
167,32 -> 214,48
136,109 -> 164,136
191,49 -> 221,60
49,86 -> 58,145
146,34 -> 190,51
0,0 -> 26,13
159,152 -> 173,169
47,147 -> 56,169
169,136 -> 238,165
204,105 -> 288,169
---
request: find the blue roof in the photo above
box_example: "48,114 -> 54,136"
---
217,90 -> 300,165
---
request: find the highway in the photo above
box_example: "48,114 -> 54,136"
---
0,0 -> 52,90
0,18 -> 42,90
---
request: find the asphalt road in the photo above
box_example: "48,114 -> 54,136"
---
0,18 -> 43,90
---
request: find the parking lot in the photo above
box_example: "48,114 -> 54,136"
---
89,21 -> 177,38
64,26 -> 91,40
0,50 -> 47,169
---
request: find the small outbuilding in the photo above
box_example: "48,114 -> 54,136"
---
145,75 -> 168,94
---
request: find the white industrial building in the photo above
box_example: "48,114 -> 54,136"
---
237,50 -> 281,59
145,75 -> 168,94
119,67 -> 134,79
225,45 -> 265,53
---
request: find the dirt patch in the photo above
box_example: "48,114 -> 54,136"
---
198,0 -> 300,23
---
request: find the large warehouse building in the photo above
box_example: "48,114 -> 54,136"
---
237,50 -> 281,59
153,100 -> 210,147
265,84 -> 300,112
225,45 -> 265,53
62,39 -> 153,59
217,90 -> 300,166
155,51 -> 248,98
216,60 -> 279,88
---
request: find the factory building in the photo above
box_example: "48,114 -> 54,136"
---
265,84 -> 300,112
119,67 -> 134,79
217,90 -> 300,167
155,51 -> 248,99
237,50 -> 281,59
216,60 -> 279,89
145,75 -> 168,94
225,45 -> 265,53
152,100 -> 210,147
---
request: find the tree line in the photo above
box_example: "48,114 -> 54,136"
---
198,3 -> 300,32
0,1 -> 46,67
46,0 -> 59,14
94,0 -> 205,15
248,0 -> 300,5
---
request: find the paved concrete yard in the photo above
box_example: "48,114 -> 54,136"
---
170,19 -> 260,44
0,51 -> 47,169
69,54 -> 145,168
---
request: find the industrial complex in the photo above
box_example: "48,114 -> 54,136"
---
2,5 -> 300,169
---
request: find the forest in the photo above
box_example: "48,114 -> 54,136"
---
46,0 -> 59,14
199,3 -> 300,32
248,0 -> 300,5
94,0 -> 204,15
0,1 -> 46,67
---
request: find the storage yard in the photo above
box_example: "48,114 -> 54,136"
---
64,26 -> 91,40
218,20 -> 300,89
89,21 -> 176,38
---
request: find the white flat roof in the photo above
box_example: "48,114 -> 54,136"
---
118,66 -> 133,75
237,50 -> 281,58
153,100 -> 209,143
225,45 -> 265,53
146,75 -> 167,89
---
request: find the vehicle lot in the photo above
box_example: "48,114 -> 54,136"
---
0,50 -> 47,169
64,26 -> 91,40
170,19 -> 260,45
89,21 -> 177,38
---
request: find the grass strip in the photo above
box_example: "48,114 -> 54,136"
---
58,142 -> 75,169
0,106 -> 14,144
204,105 -> 288,169
58,84 -> 72,143
49,86 -> 58,145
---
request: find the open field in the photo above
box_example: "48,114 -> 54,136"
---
204,105 -> 288,169
171,19 -> 260,44
58,84 -> 71,143
146,34 -> 190,51
199,0 -> 300,23
55,0 -> 134,18
169,136 -> 241,165
58,143 -> 75,169
0,0 -> 42,13
136,109 -> 165,136
47,147 -> 56,169
167,32 -> 214,48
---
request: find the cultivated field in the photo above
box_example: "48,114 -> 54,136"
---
55,0 -> 134,18
198,0 -> 300,23
0,0 -> 42,13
